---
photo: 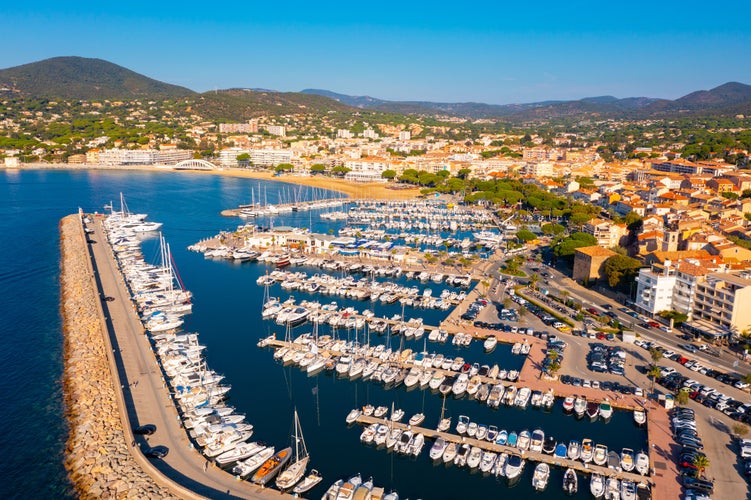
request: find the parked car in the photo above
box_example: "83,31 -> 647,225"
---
134,424 -> 157,435
143,445 -> 169,458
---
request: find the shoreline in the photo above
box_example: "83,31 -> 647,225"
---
5,163 -> 423,201
60,214 -> 179,498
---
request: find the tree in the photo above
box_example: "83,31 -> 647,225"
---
659,310 -> 688,325
310,163 -> 326,174
236,152 -> 250,166
529,273 -> 540,290
381,169 -> 397,180
541,223 -> 565,236
692,455 -> 710,477
675,389 -> 689,406
553,232 -> 597,260
732,423 -> 749,439
649,347 -> 663,366
275,163 -> 294,173
331,166 -> 351,177
648,365 -> 662,395
603,254 -> 643,289
516,229 -> 537,242
456,168 -> 472,180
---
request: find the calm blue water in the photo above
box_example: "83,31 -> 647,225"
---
0,169 -> 646,499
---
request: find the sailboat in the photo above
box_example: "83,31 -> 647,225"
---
437,393 -> 451,432
275,409 -> 310,490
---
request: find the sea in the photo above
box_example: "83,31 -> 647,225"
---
0,169 -> 647,499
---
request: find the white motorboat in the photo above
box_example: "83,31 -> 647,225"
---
593,444 -> 608,466
532,462 -> 550,491
606,477 -> 620,500
231,446 -> 275,478
504,453 -> 524,480
562,468 -> 578,495
635,450 -> 650,475
483,336 -> 498,351
589,472 -> 605,499
621,479 -> 636,500
574,396 -> 587,417
441,442 -> 458,463
408,413 -> 425,426
345,408 -> 361,425
292,469 -> 323,495
215,441 -> 265,466
479,451 -> 497,473
567,440 -> 581,461
429,437 -> 448,460
633,409 -> 646,426
530,429 -> 545,453
580,439 -> 593,463
621,448 -> 635,472
456,415 -> 470,434
466,446 -> 483,469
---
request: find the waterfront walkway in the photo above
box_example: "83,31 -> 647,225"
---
86,216 -> 293,499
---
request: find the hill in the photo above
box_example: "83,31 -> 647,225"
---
0,56 -> 195,99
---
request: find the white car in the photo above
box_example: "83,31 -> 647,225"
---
734,380 -> 750,390
660,366 -> 676,377
741,445 -> 751,458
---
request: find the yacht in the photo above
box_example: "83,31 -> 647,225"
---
429,437 -> 448,460
215,441 -> 265,466
514,387 -> 532,408
334,475 -> 362,500
621,479 -> 636,500
408,413 -> 425,426
231,446 -> 274,478
346,408 -> 362,425
606,477 -> 620,500
442,442 -> 458,463
562,396 -> 575,412
466,446 -> 483,469
352,477 -> 374,500
454,443 -> 471,467
586,401 -> 600,420
479,450 -> 497,473
532,462 -> 550,491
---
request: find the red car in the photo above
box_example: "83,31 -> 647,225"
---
648,321 -> 660,328
587,308 -> 600,316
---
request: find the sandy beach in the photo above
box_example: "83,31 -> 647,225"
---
12,163 -> 423,200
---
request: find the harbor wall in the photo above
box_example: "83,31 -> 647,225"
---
60,214 -> 180,499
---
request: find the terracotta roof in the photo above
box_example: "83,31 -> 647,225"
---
574,246 -> 618,257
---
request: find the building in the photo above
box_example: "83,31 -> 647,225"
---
572,246 -> 618,283
336,129 -> 354,139
693,271 -> 751,335
95,148 -> 191,166
249,149 -> 293,167
582,218 -> 626,248
398,131 -> 411,141
219,123 -> 253,134
217,148 -> 250,167
265,125 -> 286,137
633,261 -> 677,315
363,128 -> 379,140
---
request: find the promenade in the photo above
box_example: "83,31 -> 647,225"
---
84,215 -> 295,499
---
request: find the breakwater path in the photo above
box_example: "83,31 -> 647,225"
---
61,213 -> 294,499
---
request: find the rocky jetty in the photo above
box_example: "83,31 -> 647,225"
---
60,215 -> 178,499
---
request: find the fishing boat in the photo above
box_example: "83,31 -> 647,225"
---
635,450 -> 650,475
250,446 -> 292,485
562,468 -> 578,495
621,448 -> 635,472
633,409 -> 646,426
574,396 -> 587,418
530,429 -> 544,452
599,400 -> 613,421
292,469 -> 323,495
276,410 -> 310,490
580,439 -> 594,463
590,472 -> 605,498
593,444 -> 608,466
532,462 -> 550,491
568,440 -> 581,461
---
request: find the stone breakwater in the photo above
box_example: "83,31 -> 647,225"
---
60,215 -> 178,499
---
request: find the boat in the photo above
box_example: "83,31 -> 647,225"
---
215,441 -> 265,466
442,442 -> 458,463
590,472 -> 605,499
408,413 -> 425,426
532,462 -> 550,491
231,446 -> 274,478
346,408 -> 362,425
250,447 -> 292,485
409,433 -> 425,457
586,401 -> 600,420
621,448 -> 635,472
593,444 -> 608,466
390,408 -> 405,422
321,478 -> 343,500
292,469 -> 323,495
456,415 -> 470,434
633,409 -> 646,426
335,474 -> 362,500
429,437 -> 448,460
514,387 -> 532,408
486,425 -> 499,442
554,442 -> 568,459
466,421 -> 478,438
479,450 -> 497,473
542,436 -> 556,455
483,336 -> 497,351
504,453 -> 524,480
466,446 -> 483,469
621,479 -> 636,500
530,429 -> 544,452
599,400 -> 613,421
454,443 -> 471,467
437,416 -> 451,432
496,429 -> 508,445
574,396 -> 587,417
606,477 -> 620,500
475,424 -> 488,441
567,440 -> 581,461
275,410 -> 310,490
562,468 -> 578,495
373,406 -> 388,418
635,450 -> 650,475
352,476 -> 373,500
516,429 -> 531,450
506,431 -> 518,447
562,395 -> 575,412
580,439 -> 594,463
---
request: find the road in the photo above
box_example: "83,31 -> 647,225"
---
86,217 -> 292,499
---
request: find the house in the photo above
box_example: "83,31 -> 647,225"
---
572,246 -> 618,283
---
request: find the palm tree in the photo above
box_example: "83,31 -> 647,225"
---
692,455 -> 710,477
648,365 -> 662,396
529,273 -> 540,291
675,389 -> 689,406
649,347 -> 663,367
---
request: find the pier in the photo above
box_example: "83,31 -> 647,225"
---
352,415 -> 650,484
222,197 -> 346,217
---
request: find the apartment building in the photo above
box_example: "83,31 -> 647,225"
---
633,261 -> 677,315
265,125 -> 286,137
693,271 -> 751,334
250,149 -> 293,167
582,218 -> 626,248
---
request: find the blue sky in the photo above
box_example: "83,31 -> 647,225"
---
2,1 -> 750,104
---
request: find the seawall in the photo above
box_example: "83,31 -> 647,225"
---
60,214 -> 178,499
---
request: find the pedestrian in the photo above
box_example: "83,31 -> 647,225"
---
204,460 -> 208,472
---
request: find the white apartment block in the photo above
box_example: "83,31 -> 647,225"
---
250,149 -> 293,167
363,128 -> 379,139
633,261 -> 677,315
95,148 -> 191,166
217,148 -> 250,167
265,125 -> 286,137
336,129 -> 354,139
398,131 -> 411,141
219,123 -> 252,134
